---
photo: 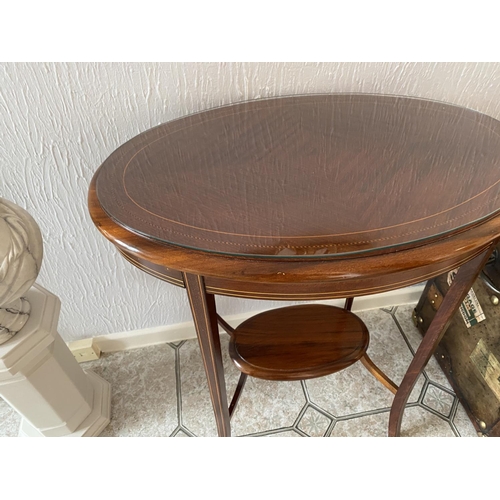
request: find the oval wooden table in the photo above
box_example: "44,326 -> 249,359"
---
88,94 -> 500,437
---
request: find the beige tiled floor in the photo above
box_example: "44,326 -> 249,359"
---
0,304 -> 479,437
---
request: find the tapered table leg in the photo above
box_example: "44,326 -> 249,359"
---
388,246 -> 494,437
184,273 -> 231,437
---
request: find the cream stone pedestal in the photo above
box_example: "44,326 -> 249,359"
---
0,284 -> 111,437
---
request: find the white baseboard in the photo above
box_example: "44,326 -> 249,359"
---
71,285 -> 423,355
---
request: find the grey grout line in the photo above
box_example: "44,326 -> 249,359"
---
448,398 -> 461,436
171,426 -> 196,437
405,401 -> 421,408
390,306 -> 419,358
300,379 -> 311,402
416,401 -> 455,425
292,402 -> 311,430
390,306 -> 433,384
449,420 -> 461,437
240,427 -> 291,437
334,406 -> 392,422
399,401 -> 459,437
381,306 -> 396,314
449,396 -> 460,422
173,341 -> 198,436
420,400 -> 453,420
427,379 -> 454,393
170,340 -> 199,437
333,401 -> 422,424
325,418 -> 337,437
303,399 -> 338,421
179,426 -> 196,437
426,379 -> 456,397
240,426 -> 301,437
418,378 -> 430,405
293,428 -> 309,437
173,343 -> 184,428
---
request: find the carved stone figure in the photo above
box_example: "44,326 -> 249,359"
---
0,197 -> 43,344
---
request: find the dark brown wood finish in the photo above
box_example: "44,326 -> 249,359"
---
91,188 -> 500,297
94,94 -> 500,258
360,355 -> 398,395
88,94 -> 500,437
388,246 -> 494,436
229,305 -> 369,380
183,273 -> 230,437
228,373 -> 248,419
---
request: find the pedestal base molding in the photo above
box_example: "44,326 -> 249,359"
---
0,284 -> 111,437
19,370 -> 111,437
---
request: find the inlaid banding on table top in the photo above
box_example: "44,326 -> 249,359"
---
117,245 -> 487,300
118,251 -> 185,287
95,94 -> 500,258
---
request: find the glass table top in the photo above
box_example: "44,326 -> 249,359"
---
95,94 -> 500,258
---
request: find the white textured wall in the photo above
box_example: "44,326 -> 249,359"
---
2,62 -> 500,341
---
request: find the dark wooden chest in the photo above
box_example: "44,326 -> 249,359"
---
413,249 -> 500,436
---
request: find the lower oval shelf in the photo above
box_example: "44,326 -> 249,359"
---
229,304 -> 370,381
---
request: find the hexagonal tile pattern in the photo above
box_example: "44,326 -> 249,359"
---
394,305 -> 453,389
86,344 -> 178,436
0,305 -> 482,438
423,385 -> 455,417
306,309 -> 424,416
358,308 -> 426,398
306,363 -> 396,416
180,333 -> 241,436
400,406 -> 455,437
261,430 -> 303,437
230,377 -> 306,436
330,412 -> 389,437
298,407 -> 332,436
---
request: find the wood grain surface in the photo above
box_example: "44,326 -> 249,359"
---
229,304 -> 369,380
93,94 -> 500,258
88,94 -> 500,437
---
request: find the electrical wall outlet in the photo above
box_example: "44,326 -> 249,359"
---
68,338 -> 101,363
